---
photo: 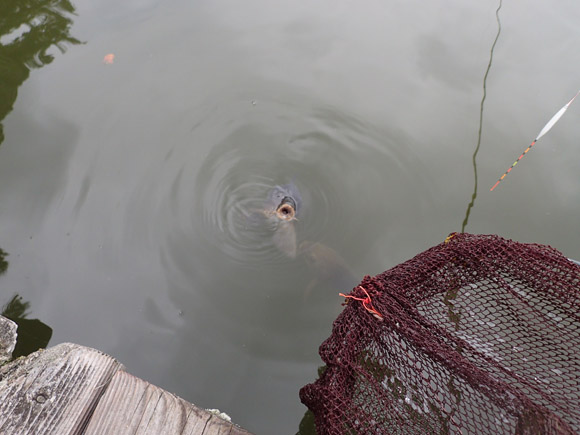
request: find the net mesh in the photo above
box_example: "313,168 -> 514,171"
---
300,233 -> 580,435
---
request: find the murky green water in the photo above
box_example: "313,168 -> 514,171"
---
1,0 -> 580,433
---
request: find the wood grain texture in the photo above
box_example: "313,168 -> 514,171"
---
85,370 -> 252,435
0,315 -> 17,364
0,342 -> 123,434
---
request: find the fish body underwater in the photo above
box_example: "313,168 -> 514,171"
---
299,241 -> 357,298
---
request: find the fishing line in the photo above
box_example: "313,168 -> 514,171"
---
461,0 -> 503,233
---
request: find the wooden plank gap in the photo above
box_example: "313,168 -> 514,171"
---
136,382 -> 165,431
75,360 -> 124,435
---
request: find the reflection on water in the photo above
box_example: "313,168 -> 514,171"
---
461,0 -> 503,233
0,0 -> 72,373
1,234 -> 51,360
1,294 -> 52,359
0,248 -> 7,275
0,0 -> 81,144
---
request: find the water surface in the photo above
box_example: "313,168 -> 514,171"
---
1,0 -> 580,433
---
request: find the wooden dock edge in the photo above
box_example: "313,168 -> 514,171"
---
0,333 -> 252,434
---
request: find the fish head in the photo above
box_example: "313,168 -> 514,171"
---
276,196 -> 297,221
266,182 -> 302,217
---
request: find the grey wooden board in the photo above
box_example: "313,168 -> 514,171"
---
85,370 -> 252,435
0,342 -> 124,434
0,315 -> 17,364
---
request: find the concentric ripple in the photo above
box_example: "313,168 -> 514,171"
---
145,86 -> 431,310
157,90 -> 424,274
119,84 -> 435,360
189,108 -> 394,267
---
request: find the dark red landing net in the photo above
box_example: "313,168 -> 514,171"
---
300,233 -> 580,435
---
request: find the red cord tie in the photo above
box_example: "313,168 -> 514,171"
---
340,286 -> 384,321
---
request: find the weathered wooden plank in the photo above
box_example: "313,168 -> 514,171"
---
184,409 -> 248,435
0,315 -> 17,364
85,370 -> 252,435
202,413 -> 250,435
0,342 -> 123,434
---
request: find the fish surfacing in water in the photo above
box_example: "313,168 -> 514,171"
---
246,182 -> 301,258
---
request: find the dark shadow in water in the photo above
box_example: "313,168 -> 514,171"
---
1,249 -> 53,359
0,0 -> 76,360
461,0 -> 503,233
296,410 -> 317,435
0,248 -> 7,275
0,0 -> 81,144
296,366 -> 326,435
1,294 -> 53,359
